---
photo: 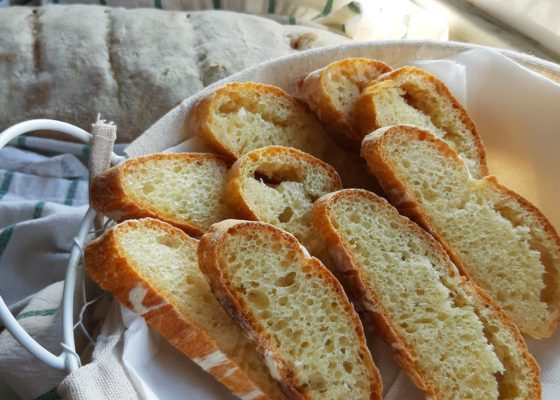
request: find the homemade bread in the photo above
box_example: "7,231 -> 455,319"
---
355,66 -> 488,178
198,220 -> 382,399
299,58 -> 391,146
226,145 -> 342,256
193,81 -> 377,191
0,6 -> 348,142
84,218 -> 285,400
89,153 -> 231,236
361,125 -> 560,338
311,189 -> 541,399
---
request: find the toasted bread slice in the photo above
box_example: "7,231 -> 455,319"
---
362,125 -> 560,338
226,145 -> 342,255
198,220 -> 382,400
84,218 -> 285,399
193,81 -> 377,191
355,66 -> 488,178
312,189 -> 541,399
299,58 -> 392,146
90,153 -> 231,235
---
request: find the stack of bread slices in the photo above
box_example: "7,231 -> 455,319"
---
86,57 -> 559,399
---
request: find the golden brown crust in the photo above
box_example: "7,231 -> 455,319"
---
90,152 -> 230,236
225,145 -> 343,221
299,58 -> 391,148
311,189 -> 542,399
354,83 -> 387,139
198,219 -> 382,400
359,66 -> 488,178
84,218 -> 271,400
361,124 -> 560,338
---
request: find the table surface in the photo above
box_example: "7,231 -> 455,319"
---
415,0 -> 560,64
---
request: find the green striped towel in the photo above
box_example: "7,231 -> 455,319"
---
35,0 -> 448,41
0,138 -> 124,400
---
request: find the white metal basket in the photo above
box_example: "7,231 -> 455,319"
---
0,120 -> 124,373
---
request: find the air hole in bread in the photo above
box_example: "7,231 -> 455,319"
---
155,234 -> 181,249
275,271 -> 296,287
142,183 -> 155,194
278,207 -> 293,223
247,289 -> 270,309
253,165 -> 301,187
343,361 -> 353,373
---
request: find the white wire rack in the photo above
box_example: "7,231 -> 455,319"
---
0,119 -> 124,373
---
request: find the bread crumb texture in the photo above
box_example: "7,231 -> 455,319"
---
198,82 -> 375,190
300,58 -> 391,143
231,146 -> 341,254
357,67 -> 485,178
122,154 -> 230,230
368,127 -> 560,338
325,192 -> 505,399
321,59 -> 390,120
221,224 -> 375,399
115,221 -> 283,399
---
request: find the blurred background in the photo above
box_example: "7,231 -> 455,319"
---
2,0 -> 559,63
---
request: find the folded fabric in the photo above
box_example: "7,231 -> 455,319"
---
35,0 -> 448,42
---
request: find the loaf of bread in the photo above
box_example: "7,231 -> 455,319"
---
311,189 -> 541,399
90,153 -> 232,236
193,82 -> 378,191
361,124 -> 560,338
198,219 -> 382,399
83,218 -> 285,400
355,66 -> 488,178
299,58 -> 391,147
226,145 -> 342,255
0,6 -> 348,142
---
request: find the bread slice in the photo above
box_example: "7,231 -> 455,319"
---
198,219 -> 382,399
90,153 -> 231,236
193,81 -> 377,191
361,124 -> 560,338
312,189 -> 541,399
84,218 -> 285,400
226,145 -> 342,256
355,66 -> 488,178
299,58 -> 392,146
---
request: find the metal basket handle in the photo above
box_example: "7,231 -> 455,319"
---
0,119 -> 124,373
